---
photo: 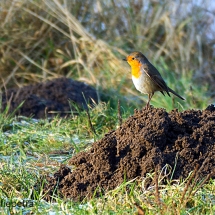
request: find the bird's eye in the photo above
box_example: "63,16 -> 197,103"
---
132,57 -> 135,60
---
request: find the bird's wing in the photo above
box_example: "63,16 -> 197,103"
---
141,63 -> 171,96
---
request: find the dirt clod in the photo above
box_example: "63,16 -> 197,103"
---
42,105 -> 215,201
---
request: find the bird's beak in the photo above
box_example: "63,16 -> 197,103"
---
123,58 -> 127,61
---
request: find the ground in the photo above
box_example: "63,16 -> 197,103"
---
43,106 -> 215,201
1,77 -> 98,118
2,78 -> 215,201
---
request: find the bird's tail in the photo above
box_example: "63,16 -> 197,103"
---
168,87 -> 185,100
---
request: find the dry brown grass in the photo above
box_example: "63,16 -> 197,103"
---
0,0 -> 214,98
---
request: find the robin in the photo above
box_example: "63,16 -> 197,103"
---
123,51 -> 184,108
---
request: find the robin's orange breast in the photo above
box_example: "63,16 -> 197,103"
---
126,56 -> 142,78
131,64 -> 142,79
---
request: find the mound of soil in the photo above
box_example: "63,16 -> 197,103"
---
42,105 -> 215,201
1,77 -> 98,118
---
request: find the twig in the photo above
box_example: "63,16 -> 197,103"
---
192,173 -> 212,196
154,169 -> 161,206
193,158 -> 209,183
133,202 -> 145,215
186,158 -> 210,200
180,164 -> 199,204
86,108 -> 97,136
117,99 -> 122,126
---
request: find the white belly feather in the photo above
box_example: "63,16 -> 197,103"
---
132,74 -> 158,94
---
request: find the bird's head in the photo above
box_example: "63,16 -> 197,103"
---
123,51 -> 148,67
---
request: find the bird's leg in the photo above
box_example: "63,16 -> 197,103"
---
146,95 -> 150,109
146,93 -> 154,109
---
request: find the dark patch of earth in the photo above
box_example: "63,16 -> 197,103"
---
1,77 -> 98,118
41,105 -> 215,201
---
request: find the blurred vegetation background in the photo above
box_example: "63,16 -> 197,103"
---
0,0 -> 214,110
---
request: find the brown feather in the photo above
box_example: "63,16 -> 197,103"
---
141,64 -> 171,97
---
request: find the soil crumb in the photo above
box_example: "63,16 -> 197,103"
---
1,77 -> 98,118
42,105 -> 215,201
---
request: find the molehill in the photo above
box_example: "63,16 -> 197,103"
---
41,105 -> 215,201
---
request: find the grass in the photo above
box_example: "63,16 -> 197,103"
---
0,149 -> 215,214
0,0 -> 214,105
0,0 -> 215,214
0,102 -> 215,214
0,102 -> 125,156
